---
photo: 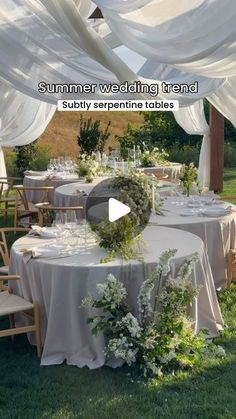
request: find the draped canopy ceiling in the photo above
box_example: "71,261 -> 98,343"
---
0,0 -> 236,185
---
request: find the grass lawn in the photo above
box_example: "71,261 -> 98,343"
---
0,170 -> 236,419
220,168 -> 236,204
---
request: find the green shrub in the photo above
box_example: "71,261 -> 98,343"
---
167,145 -> 200,165
14,143 -> 37,176
224,143 -> 236,167
3,148 -> 18,176
77,116 -> 111,155
30,149 -> 50,171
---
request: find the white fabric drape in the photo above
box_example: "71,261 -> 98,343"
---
0,0 -> 236,185
174,101 -> 210,188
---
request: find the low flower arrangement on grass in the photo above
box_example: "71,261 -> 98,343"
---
92,170 -> 163,263
83,250 -> 225,378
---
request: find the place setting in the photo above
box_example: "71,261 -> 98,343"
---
17,210 -> 98,263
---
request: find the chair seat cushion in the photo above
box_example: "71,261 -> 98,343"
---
0,291 -> 33,316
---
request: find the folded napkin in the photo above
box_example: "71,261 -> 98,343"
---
74,189 -> 87,196
201,206 -> 233,217
21,244 -> 66,263
28,226 -> 59,238
45,174 -> 63,180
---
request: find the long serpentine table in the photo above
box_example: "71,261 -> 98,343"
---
9,225 -> 223,368
54,179 -> 176,208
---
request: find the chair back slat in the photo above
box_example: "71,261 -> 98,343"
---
0,227 -> 30,267
0,231 -> 10,266
14,186 -> 54,228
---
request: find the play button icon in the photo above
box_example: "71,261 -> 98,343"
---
108,198 -> 130,222
85,177 -> 151,233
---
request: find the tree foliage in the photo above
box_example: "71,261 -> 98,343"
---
117,111 -> 202,158
77,115 -> 111,155
15,142 -> 37,176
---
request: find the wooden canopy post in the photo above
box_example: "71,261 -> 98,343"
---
209,105 -> 224,192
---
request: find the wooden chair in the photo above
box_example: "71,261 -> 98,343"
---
226,249 -> 236,288
35,204 -> 83,227
0,275 -> 41,357
14,185 -> 54,228
0,177 -> 22,216
0,227 -> 30,275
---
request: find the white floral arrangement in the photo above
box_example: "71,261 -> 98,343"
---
83,250 -> 225,378
139,147 -> 169,168
76,153 -> 99,182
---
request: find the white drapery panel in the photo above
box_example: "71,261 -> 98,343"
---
174,101 -> 210,188
0,0 -> 235,184
95,0 -> 236,73
0,83 -> 56,147
0,0 -> 223,106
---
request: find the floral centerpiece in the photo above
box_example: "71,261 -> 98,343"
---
83,250 -> 225,378
179,163 -> 198,196
92,169 -> 163,263
76,153 -> 99,183
139,147 -> 169,168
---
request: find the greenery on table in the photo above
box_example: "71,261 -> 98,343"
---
83,250 -> 225,378
179,163 -> 198,196
95,216 -> 143,263
139,147 -> 169,168
77,115 -> 111,155
93,170 -> 162,263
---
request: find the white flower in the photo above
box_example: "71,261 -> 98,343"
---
156,249 -> 177,277
81,295 -> 95,308
117,313 -> 142,338
158,350 -> 176,364
96,274 -> 127,307
107,336 -> 139,366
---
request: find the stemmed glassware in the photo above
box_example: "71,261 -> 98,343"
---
47,157 -> 76,177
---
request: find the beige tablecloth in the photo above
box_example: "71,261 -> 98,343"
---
23,173 -> 79,203
151,197 -> 236,288
9,226 -> 223,369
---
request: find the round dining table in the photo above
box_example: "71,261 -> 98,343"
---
150,196 -> 236,288
54,178 -> 176,208
9,225 -> 223,369
23,171 -> 79,203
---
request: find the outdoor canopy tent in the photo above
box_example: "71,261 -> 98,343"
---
0,0 -> 236,187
